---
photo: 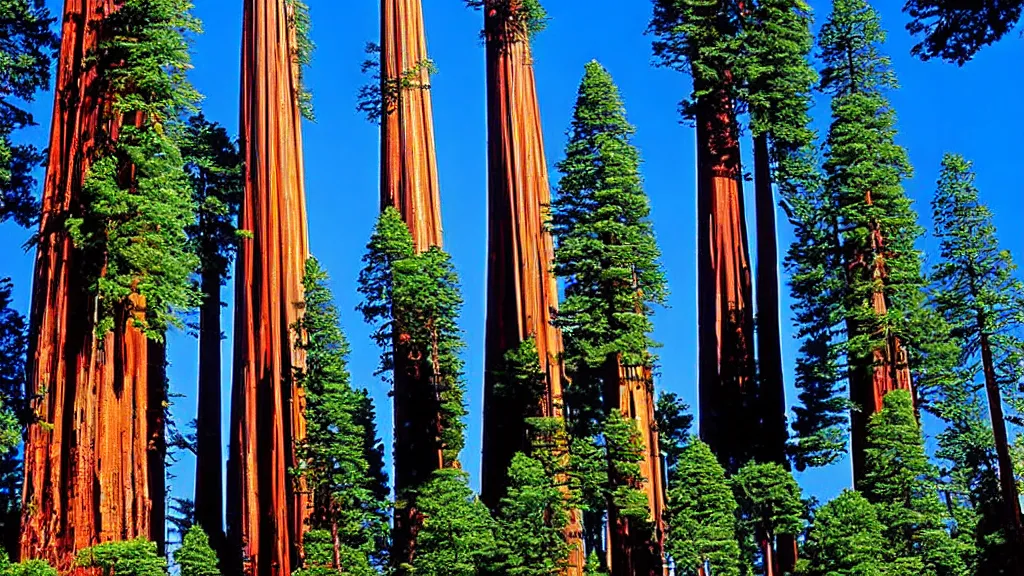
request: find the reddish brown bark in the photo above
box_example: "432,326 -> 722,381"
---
195,268 -> 225,553
696,89 -> 756,473
478,3 -> 583,574
604,361 -> 666,576
226,1 -> 310,575
19,0 -> 165,567
378,1 -> 447,568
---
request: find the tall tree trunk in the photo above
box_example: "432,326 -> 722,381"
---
226,1 -> 310,575
753,134 -> 787,466
696,88 -> 756,474
479,3 -> 583,574
979,331 -> 1024,573
758,528 -> 779,576
195,267 -> 225,553
20,0 -> 162,568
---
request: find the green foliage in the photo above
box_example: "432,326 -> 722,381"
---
799,490 -> 886,576
464,0 -> 548,39
491,452 -> 573,576
285,0 -> 315,120
65,0 -> 202,340
173,526 -> 220,576
903,0 -> 1023,64
182,114 -> 243,282
411,469 -> 497,576
603,410 -> 652,523
295,257 -> 389,572
0,0 -> 58,227
358,208 -> 468,464
666,438 -> 742,576
655,391 -> 693,475
583,552 -> 607,576
0,278 -> 27,537
295,530 -> 376,576
732,462 -> 805,544
862,390 -> 967,576
0,551 -> 56,576
356,41 -> 437,126
76,540 -> 167,576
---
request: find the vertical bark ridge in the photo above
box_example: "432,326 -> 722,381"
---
20,0 -> 163,568
696,89 -> 756,473
227,1 -> 310,574
479,3 -> 583,574
195,267 -> 225,554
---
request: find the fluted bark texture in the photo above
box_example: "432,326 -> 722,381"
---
19,0 -> 166,567
696,92 -> 756,473
226,1 -> 310,575
479,3 -> 583,574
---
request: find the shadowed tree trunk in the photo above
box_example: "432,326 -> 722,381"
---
479,2 -> 584,574
195,266 -> 225,554
20,0 -> 164,568
226,1 -> 310,575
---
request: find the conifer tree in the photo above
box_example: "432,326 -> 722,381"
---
666,438 -> 742,576
65,0 -> 202,339
296,257 -> 389,573
861,390 -> 967,576
789,0 -> 926,477
929,153 -> 1024,568
903,0 -> 1022,64
0,0 -> 57,227
655,391 -> 693,476
181,114 -> 242,556
799,490 -> 886,576
173,526 -> 220,576
732,463 -> 805,576
76,540 -> 166,576
0,278 -> 26,555
411,469 -> 497,576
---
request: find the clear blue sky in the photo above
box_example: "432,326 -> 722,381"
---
1,0 -> 1021,531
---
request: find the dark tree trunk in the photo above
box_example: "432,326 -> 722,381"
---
195,267 -> 225,553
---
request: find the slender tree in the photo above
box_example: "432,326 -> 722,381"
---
0,279 -> 26,556
181,114 -> 242,558
173,526 -> 220,576
655,391 -> 693,476
732,463 -> 804,576
799,490 -> 886,576
0,0 -> 58,227
295,257 -> 389,573
861,390 -> 967,576
929,153 -> 1024,570
903,0 -> 1023,64
411,469 -> 497,576
666,438 -> 742,576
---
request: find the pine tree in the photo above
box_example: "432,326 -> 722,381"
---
411,469 -> 497,576
732,463 -> 804,576
0,0 -> 58,227
799,490 -> 886,576
181,113 -> 242,556
295,257 -> 389,573
666,438 -> 742,576
861,390 -> 967,576
64,0 -> 202,339
76,540 -> 166,576
903,0 -> 1023,64
173,526 -> 220,576
655,391 -> 693,476
0,279 -> 27,555
929,152 -> 1024,569
790,0 -> 926,478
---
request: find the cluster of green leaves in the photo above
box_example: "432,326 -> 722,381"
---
358,207 -> 468,465
66,0 -> 203,339
0,549 -> 56,576
76,540 -> 166,576
732,462 -> 805,565
182,115 -> 243,283
799,490 -> 887,576
655,391 -> 693,475
903,0 -> 1023,64
0,0 -> 58,227
355,42 -> 437,126
0,278 -> 27,545
294,257 -> 390,573
173,526 -> 221,576
285,0 -> 315,120
410,469 -> 498,576
465,0 -> 549,40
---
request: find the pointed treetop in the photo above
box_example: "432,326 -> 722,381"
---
818,0 -> 898,96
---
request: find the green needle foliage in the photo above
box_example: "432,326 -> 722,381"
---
789,0 -> 927,468
0,278 -> 27,547
76,540 -> 167,576
358,207 -> 468,464
0,550 -> 56,576
903,0 -> 1023,64
0,0 -> 58,228
173,526 -> 220,576
666,438 -> 742,576
492,452 -> 573,576
861,390 -> 967,576
65,0 -> 202,340
655,391 -> 693,476
464,0 -> 548,39
732,462 -> 805,565
411,469 -> 498,576
182,114 -> 243,283
285,0 -> 315,120
799,490 -> 887,576
295,257 -> 389,573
